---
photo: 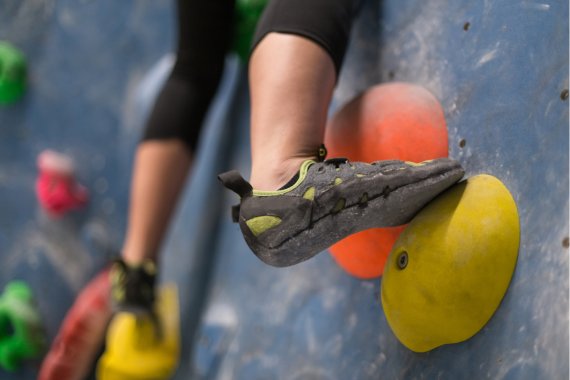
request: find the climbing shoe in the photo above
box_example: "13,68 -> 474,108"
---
109,259 -> 157,316
219,157 -> 464,267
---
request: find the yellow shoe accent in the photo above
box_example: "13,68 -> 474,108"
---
246,216 -> 282,237
381,175 -> 519,352
252,160 -> 315,196
404,160 -> 433,167
332,198 -> 346,213
303,187 -> 315,200
97,284 -> 180,380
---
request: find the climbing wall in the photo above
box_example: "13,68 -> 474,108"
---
0,0 -> 567,379
191,1 -> 569,379
0,0 -> 175,378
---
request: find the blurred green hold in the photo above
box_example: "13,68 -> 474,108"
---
0,42 -> 27,104
0,281 -> 46,372
232,0 -> 268,62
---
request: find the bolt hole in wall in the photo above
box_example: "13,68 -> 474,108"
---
563,237 -> 569,249
561,89 -> 569,101
459,139 -> 466,148
463,22 -> 470,31
397,251 -> 408,269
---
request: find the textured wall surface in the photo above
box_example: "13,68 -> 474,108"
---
0,0 -> 567,379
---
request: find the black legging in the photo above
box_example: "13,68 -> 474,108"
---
142,0 -> 359,152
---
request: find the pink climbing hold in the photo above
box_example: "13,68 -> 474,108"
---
35,150 -> 89,217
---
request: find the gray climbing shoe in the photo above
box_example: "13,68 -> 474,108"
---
110,258 -> 157,316
219,157 -> 464,267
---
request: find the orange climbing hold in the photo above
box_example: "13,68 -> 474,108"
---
324,82 -> 449,278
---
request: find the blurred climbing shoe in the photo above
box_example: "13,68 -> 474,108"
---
110,259 -> 157,316
219,157 -> 464,267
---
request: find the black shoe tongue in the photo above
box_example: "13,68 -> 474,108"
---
278,172 -> 300,190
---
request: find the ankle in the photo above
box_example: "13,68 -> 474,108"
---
250,156 -> 314,191
121,246 -> 157,267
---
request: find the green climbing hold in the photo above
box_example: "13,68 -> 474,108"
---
232,0 -> 268,62
0,281 -> 46,371
0,42 -> 27,104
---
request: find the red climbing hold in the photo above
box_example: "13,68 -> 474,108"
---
38,269 -> 112,380
324,82 -> 449,278
35,150 -> 89,217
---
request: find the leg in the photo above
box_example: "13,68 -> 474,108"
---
121,0 -> 234,265
113,0 -> 235,313
248,0 -> 358,191
121,140 -> 192,264
219,0 -> 465,267
249,33 -> 335,191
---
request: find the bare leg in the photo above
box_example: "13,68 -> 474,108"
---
121,140 -> 192,264
249,33 -> 336,191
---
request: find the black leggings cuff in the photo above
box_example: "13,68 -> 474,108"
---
251,0 -> 360,76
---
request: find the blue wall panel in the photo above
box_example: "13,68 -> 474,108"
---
194,1 -> 569,379
0,0 -> 567,379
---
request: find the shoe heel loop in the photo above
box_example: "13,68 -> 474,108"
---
231,204 -> 240,223
218,170 -> 253,197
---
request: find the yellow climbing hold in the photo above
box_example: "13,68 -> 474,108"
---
381,174 -> 519,352
97,284 -> 180,380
